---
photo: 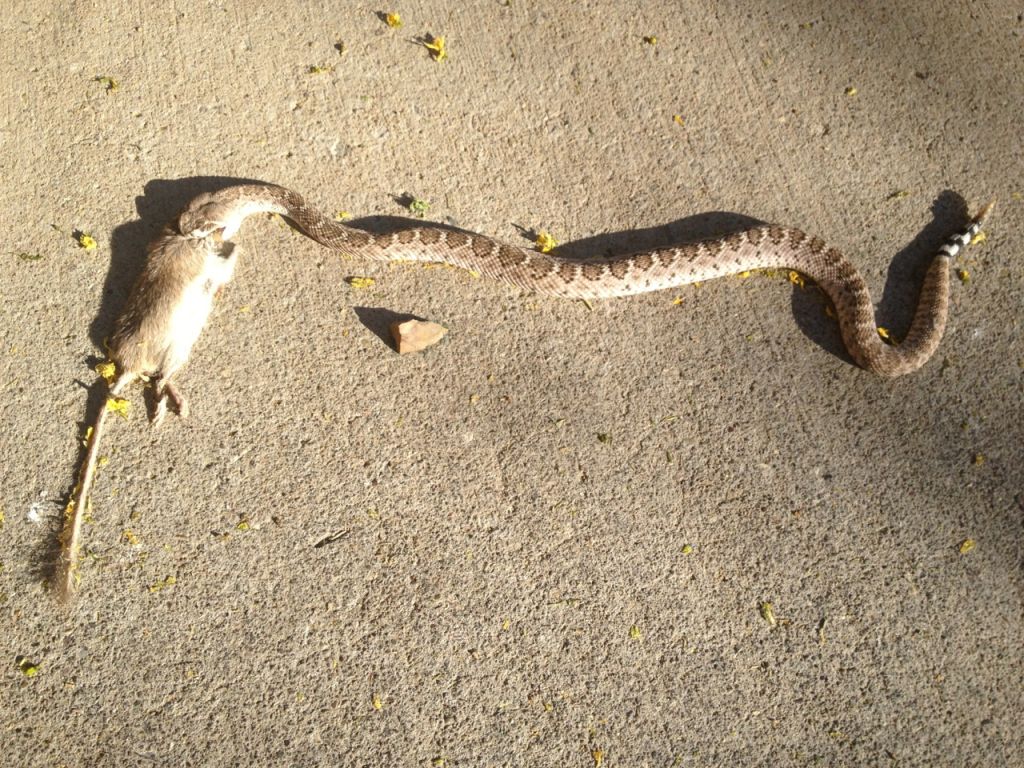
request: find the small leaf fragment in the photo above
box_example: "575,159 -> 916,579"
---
970,230 -> 987,246
759,601 -> 776,626
877,327 -> 893,345
333,210 -> 351,221
845,86 -> 858,96
307,64 -> 334,74
788,271 -> 806,289
122,529 -> 140,545
16,656 -> 40,677
384,12 -> 402,28
372,693 -> 384,710
973,453 -> 985,466
673,114 -> 685,126
642,35 -> 657,45
958,538 -> 976,554
681,544 -> 693,555
16,252 -> 43,261
390,319 -> 448,355
629,625 -> 643,641
148,575 -> 177,593
94,75 -> 118,91
408,198 -> 430,217
956,268 -> 970,283
672,295 -> 684,305
596,433 -> 611,444
888,190 -> 910,200
591,749 -> 605,767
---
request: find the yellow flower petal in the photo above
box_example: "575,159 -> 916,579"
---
345,276 -> 376,289
76,232 -> 97,250
105,397 -> 130,419
423,35 -> 447,61
535,231 -> 557,253
95,360 -> 116,383
384,12 -> 402,28
958,538 -> 976,554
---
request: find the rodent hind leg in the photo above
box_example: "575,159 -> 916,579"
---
149,376 -> 189,427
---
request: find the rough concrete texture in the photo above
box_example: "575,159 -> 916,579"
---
1,1 -> 1022,766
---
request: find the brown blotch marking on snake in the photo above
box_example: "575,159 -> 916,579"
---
551,262 -> 577,283
723,231 -> 747,251
678,244 -> 700,261
748,228 -> 768,248
446,231 -> 470,249
786,229 -> 808,249
581,262 -> 605,281
610,259 -> 630,279
346,230 -> 372,248
472,236 -> 494,260
632,253 -> 654,272
529,258 -> 556,280
823,247 -> 844,265
396,229 -> 416,245
766,226 -> 787,245
418,228 -> 442,245
806,235 -> 827,255
497,243 -> 524,268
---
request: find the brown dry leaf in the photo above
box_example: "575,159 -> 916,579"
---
390,319 -> 448,355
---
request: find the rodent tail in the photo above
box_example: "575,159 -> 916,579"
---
56,372 -> 133,603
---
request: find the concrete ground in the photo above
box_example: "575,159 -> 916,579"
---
1,1 -> 1021,766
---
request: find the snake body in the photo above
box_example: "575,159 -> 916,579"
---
179,184 -> 992,377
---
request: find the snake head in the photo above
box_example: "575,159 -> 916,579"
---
178,195 -> 236,238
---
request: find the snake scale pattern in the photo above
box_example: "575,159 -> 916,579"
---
179,184 -> 992,377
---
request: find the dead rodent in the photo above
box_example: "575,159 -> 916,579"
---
57,222 -> 237,601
